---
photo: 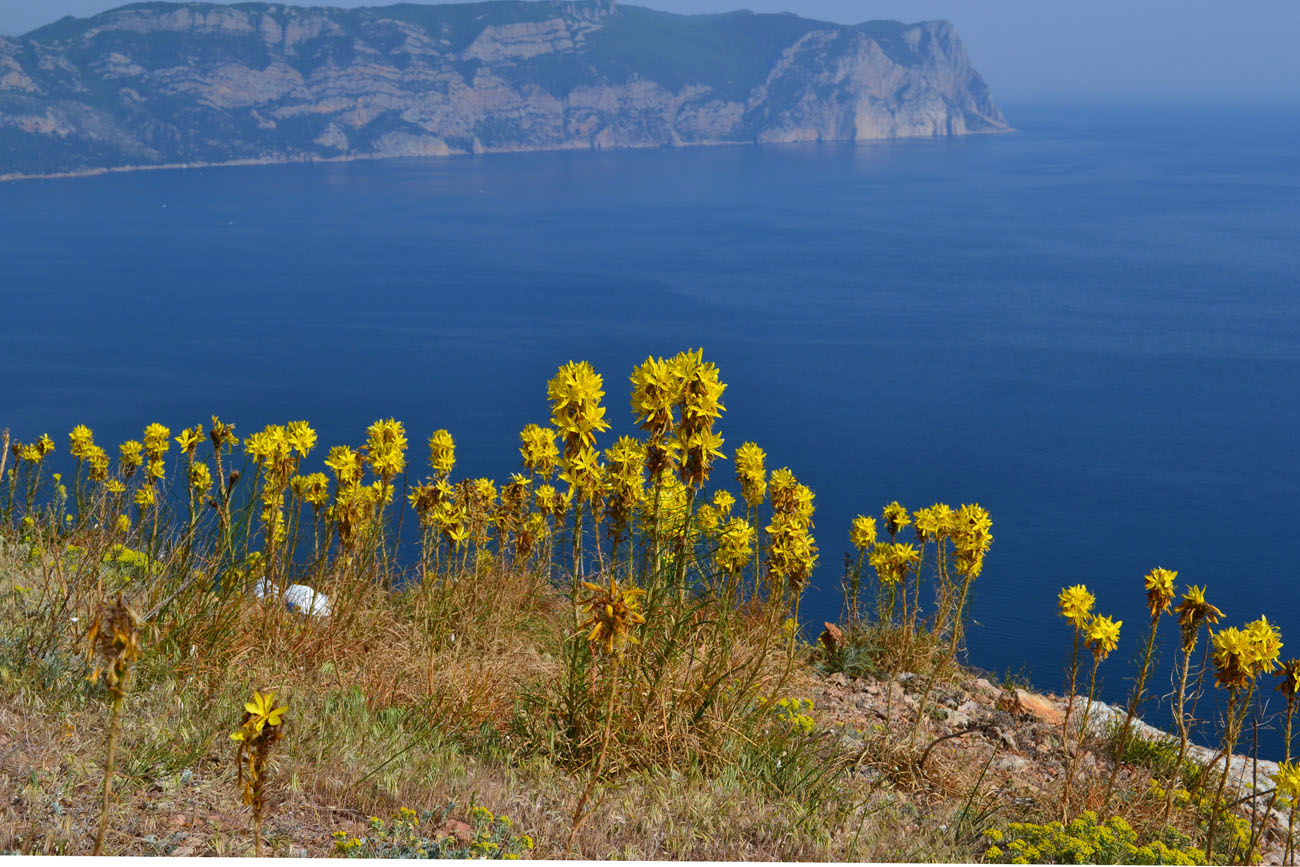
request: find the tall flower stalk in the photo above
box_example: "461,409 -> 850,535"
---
87,594 -> 142,856
1057,584 -> 1096,821
1102,567 -> 1176,811
1163,584 -> 1223,823
1063,613 -> 1122,819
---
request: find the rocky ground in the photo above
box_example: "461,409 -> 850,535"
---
805,654 -> 1293,865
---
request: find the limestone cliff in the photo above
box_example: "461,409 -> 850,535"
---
0,1 -> 1009,177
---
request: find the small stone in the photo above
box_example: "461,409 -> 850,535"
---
942,707 -> 971,728
992,755 -> 1031,774
820,622 -> 844,654
439,819 -> 474,845
999,689 -> 1064,725
828,671 -> 849,687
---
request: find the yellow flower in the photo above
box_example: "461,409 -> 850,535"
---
1086,615 -> 1122,660
519,423 -> 559,477
325,445 -> 366,488
114,513 -> 131,533
549,360 -> 611,459
669,349 -> 727,489
209,416 -> 239,450
913,503 -> 953,541
69,424 -> 95,459
579,576 -> 647,657
1211,626 -> 1253,689
143,423 -> 171,461
366,418 -> 407,481
1275,761 -> 1300,798
292,472 -> 331,507
87,445 -> 110,481
882,501 -> 910,537
630,354 -> 681,437
285,420 -> 316,459
119,440 -> 144,475
1143,567 -> 1177,619
950,503 -> 993,578
189,460 -> 213,494
175,425 -> 204,456
868,542 -> 919,586
1058,584 -> 1095,630
850,515 -> 877,552
1246,616 -> 1283,677
1276,659 -> 1300,700
715,516 -> 755,574
733,442 -> 767,509
230,689 -> 288,742
133,486 -> 155,511
1174,584 -> 1223,651
765,510 -> 818,587
428,429 -> 455,478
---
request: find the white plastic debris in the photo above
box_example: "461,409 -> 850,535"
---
253,578 -> 331,617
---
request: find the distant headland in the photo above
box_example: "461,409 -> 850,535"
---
0,0 -> 1009,179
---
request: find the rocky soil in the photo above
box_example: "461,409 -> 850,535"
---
806,657 -> 1293,864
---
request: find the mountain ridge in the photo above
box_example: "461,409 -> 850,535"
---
0,0 -> 1009,179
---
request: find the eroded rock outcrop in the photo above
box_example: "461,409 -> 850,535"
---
0,0 -> 1009,177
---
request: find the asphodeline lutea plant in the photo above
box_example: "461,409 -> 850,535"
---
1062,612 -> 1122,822
1274,759 -> 1300,865
732,441 -> 767,583
86,593 -> 142,856
1255,657 -> 1300,856
910,504 -> 993,743
548,359 -> 611,594
231,689 -> 288,857
1205,616 -> 1282,861
571,576 -> 647,851
1162,584 -> 1223,823
1102,567 -> 1177,811
1057,583 -> 1096,821
845,514 -> 877,626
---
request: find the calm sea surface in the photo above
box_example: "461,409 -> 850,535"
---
3,101 -> 1299,746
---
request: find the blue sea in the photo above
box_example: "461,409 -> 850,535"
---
3,101 -> 1299,748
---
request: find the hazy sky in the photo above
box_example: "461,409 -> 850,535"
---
2,0 -> 1298,101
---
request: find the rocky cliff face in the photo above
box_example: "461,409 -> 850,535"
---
0,1 -> 1009,177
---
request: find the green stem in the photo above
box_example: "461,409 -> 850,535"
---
1102,614 -> 1161,812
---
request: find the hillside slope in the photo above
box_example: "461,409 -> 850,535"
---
0,0 -> 1008,177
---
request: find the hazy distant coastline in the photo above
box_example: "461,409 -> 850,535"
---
0,0 -> 1007,178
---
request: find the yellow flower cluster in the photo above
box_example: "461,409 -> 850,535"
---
548,360 -> 610,495
733,442 -> 767,510
715,516 -> 756,575
602,435 -> 645,535
949,503 -> 993,578
764,468 -> 817,588
849,514 -> 877,553
519,423 -> 558,477
1057,584 -> 1095,630
913,503 -> 953,541
1211,616 -> 1282,689
1143,567 -> 1177,620
1172,584 -> 1223,652
882,501 -> 910,538
868,541 -> 920,587
366,418 -> 407,482
1085,614 -> 1122,660
579,576 -> 647,657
